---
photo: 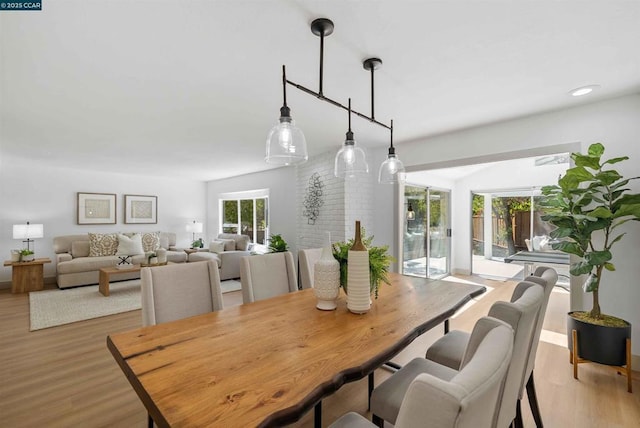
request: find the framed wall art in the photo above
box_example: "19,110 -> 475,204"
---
124,194 -> 158,224
77,192 -> 117,225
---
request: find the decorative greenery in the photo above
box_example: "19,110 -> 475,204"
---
540,142 -> 640,320
268,234 -> 289,253
19,249 -> 34,256
332,229 -> 395,299
191,238 -> 204,248
303,172 -> 324,225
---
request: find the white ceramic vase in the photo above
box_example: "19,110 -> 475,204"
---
10,250 -> 21,262
313,232 -> 340,310
347,221 -> 370,314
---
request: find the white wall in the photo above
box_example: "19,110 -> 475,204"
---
206,166 -> 297,256
0,156 -> 207,284
378,93 -> 640,356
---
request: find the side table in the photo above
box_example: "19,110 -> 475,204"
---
3,258 -> 52,293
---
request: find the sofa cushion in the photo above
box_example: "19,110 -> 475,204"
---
57,256 -> 122,274
141,231 -> 161,252
209,241 -> 226,254
71,241 -> 90,258
216,239 -> 236,251
159,234 -> 170,250
88,233 -> 118,257
116,233 -> 145,255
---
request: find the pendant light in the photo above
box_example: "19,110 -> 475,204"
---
407,202 -> 415,220
335,99 -> 369,178
378,119 -> 406,183
265,65 -> 308,165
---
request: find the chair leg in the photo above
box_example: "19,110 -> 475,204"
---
314,401 -> 322,428
368,372 -> 374,410
372,414 -> 384,428
514,399 -> 524,428
147,414 -> 153,428
526,372 -> 544,427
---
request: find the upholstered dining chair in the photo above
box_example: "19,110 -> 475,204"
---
370,281 -> 543,428
141,260 -> 224,327
426,267 -> 557,428
330,316 -> 515,428
240,251 -> 297,304
298,248 -> 323,289
140,259 -> 223,426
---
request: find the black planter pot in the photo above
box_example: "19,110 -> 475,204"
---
567,311 -> 632,366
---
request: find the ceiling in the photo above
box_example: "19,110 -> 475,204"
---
2,1 -> 639,181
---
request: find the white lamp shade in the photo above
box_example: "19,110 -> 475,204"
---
13,223 -> 44,239
378,154 -> 406,184
265,120 -> 308,165
186,222 -> 203,233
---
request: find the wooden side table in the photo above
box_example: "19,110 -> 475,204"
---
3,258 -> 52,293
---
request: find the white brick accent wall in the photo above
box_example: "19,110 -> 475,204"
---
296,148 -> 374,250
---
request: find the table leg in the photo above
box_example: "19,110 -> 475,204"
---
314,401 -> 322,428
99,270 -> 110,296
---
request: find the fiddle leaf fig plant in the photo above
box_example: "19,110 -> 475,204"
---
540,143 -> 640,319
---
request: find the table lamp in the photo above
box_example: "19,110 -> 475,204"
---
13,221 -> 44,252
185,221 -> 203,243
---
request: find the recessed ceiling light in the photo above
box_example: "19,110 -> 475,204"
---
569,84 -> 601,97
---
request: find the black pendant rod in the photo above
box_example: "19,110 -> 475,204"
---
390,119 -> 394,148
348,98 -> 352,131
370,66 -> 375,120
319,31 -> 325,96
285,78 -> 392,131
282,65 -> 288,107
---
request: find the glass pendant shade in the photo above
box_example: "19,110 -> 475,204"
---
334,133 -> 368,178
266,114 -> 308,166
407,203 -> 415,220
378,151 -> 406,184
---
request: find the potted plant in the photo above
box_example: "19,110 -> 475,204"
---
540,142 -> 640,369
267,234 -> 289,253
332,228 -> 395,299
19,249 -> 35,262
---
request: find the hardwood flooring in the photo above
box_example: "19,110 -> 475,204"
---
0,276 -> 638,427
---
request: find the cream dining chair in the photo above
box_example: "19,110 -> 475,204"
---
141,260 -> 224,326
140,259 -> 224,427
298,248 -> 323,289
329,316 -> 515,428
240,251 -> 297,304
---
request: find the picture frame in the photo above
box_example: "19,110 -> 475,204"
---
77,192 -> 117,225
124,194 -> 158,224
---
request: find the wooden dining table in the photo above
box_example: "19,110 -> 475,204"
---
107,273 -> 485,427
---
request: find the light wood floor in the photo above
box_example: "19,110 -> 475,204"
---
0,276 -> 638,427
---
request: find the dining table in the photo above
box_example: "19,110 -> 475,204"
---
107,273 -> 485,427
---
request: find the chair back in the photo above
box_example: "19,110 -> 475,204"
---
477,281 -> 543,428
240,251 -> 297,303
298,248 -> 323,289
395,317 -> 514,428
141,260 -> 223,326
520,267 -> 558,393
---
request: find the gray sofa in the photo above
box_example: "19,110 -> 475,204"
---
188,233 -> 252,280
53,232 -> 187,288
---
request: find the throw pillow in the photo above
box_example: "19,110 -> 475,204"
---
219,238 -> 236,251
88,233 -> 119,257
116,233 -> 145,255
209,241 -> 226,254
141,231 -> 161,252
159,233 -> 170,250
71,241 -> 90,258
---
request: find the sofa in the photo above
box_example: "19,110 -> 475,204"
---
53,232 -> 187,288
188,233 -> 252,280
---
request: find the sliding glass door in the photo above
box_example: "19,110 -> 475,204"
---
402,185 -> 451,279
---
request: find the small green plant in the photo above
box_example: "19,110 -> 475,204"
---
19,249 -> 34,256
268,234 -> 288,253
332,229 -> 395,299
191,238 -> 204,248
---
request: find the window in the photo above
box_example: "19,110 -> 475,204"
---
219,189 -> 269,245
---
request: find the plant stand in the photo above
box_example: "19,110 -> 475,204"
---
570,329 -> 632,393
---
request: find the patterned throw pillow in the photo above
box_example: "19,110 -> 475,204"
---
88,233 -> 119,257
141,231 -> 161,252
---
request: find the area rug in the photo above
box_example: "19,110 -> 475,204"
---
29,280 -> 142,331
29,279 -> 243,331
